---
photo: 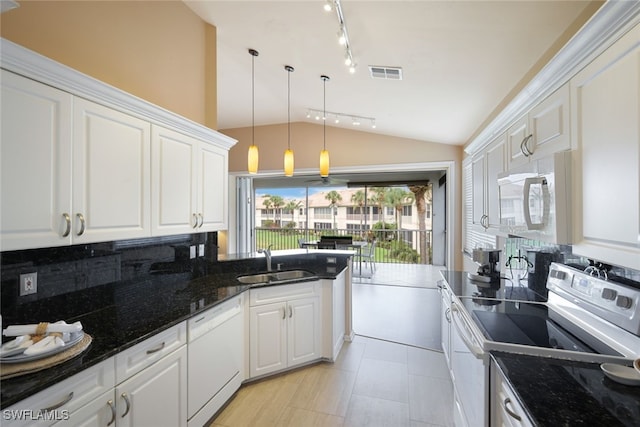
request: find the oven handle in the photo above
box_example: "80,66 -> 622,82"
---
451,302 -> 484,359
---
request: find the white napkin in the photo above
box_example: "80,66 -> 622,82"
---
2,321 -> 82,337
23,335 -> 65,356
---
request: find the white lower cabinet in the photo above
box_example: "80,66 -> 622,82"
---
439,282 -> 452,372
5,324 -> 188,427
3,358 -> 115,427
114,346 -> 187,427
491,359 -> 533,427
321,269 -> 346,361
249,281 -> 321,378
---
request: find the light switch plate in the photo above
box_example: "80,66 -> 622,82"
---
190,245 -> 196,259
198,244 -> 205,257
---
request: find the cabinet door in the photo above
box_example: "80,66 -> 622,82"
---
506,116 -> 529,168
287,296 -> 321,367
52,391 -> 116,427
116,346 -> 187,427
529,83 -> 571,160
0,70 -> 72,251
471,153 -> 486,230
198,142 -> 227,231
440,288 -> 451,371
151,126 -> 198,235
72,98 -> 151,243
570,23 -> 640,270
249,302 -> 287,377
485,134 -> 506,230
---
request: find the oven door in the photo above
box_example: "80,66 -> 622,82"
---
450,301 -> 489,427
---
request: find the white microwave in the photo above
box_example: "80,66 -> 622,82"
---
497,151 -> 572,244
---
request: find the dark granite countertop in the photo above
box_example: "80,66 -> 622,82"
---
440,270 -> 545,301
0,250 -> 350,409
492,352 -> 640,426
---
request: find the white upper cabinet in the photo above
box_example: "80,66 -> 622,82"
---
1,71 -> 151,250
1,70 -> 72,251
73,98 -> 151,243
570,23 -> 640,270
1,40 -> 235,250
472,133 -> 506,233
507,83 -> 571,169
151,126 -> 228,236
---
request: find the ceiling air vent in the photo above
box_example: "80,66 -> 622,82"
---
368,66 -> 403,80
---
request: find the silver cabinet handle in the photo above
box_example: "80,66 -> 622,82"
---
107,399 -> 116,426
445,308 -> 451,323
520,134 -> 534,156
120,392 -> 131,418
289,305 -> 293,318
76,213 -> 86,236
480,214 -> 489,229
42,392 -> 73,412
198,213 -> 204,228
503,397 -> 522,421
192,213 -> 198,229
146,341 -> 166,354
282,307 -> 286,320
62,213 -> 71,237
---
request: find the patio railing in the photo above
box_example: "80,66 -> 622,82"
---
255,227 -> 433,264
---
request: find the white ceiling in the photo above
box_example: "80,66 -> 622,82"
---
185,0 -> 595,146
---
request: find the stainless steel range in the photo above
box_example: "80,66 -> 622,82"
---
440,263 -> 640,427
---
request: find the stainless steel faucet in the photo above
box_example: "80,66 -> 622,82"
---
257,244 -> 273,271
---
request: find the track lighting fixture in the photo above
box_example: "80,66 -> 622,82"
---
306,108 -> 376,130
324,0 -> 357,74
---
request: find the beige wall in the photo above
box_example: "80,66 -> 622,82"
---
223,122 -> 462,173
0,0 -> 217,128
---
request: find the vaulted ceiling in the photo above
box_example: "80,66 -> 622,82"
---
185,0 -> 599,146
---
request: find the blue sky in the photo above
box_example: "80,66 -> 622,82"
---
256,187 -> 347,199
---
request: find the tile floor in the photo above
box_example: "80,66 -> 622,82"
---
210,263 -> 454,427
210,336 -> 454,427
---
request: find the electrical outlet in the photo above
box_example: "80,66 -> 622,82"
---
198,244 -> 205,257
20,272 -> 38,296
190,245 -> 196,259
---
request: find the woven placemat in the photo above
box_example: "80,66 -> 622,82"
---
0,334 -> 93,379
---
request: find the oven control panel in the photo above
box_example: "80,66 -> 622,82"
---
546,263 -> 640,336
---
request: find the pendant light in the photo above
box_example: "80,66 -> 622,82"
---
319,75 -> 330,177
284,65 -> 295,177
247,48 -> 259,174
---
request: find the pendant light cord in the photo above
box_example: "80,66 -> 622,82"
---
288,67 -> 291,149
321,75 -> 330,150
252,53 -> 255,146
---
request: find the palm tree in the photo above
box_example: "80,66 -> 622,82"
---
350,190 -> 366,235
325,190 -> 342,230
385,187 -> 414,241
270,195 -> 284,226
409,184 -> 432,264
370,187 -> 388,227
284,200 -> 302,227
261,195 -> 273,226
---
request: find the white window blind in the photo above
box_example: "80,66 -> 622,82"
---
463,158 -> 496,255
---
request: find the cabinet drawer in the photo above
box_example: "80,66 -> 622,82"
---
249,281 -> 320,307
3,358 -> 115,427
115,322 -> 186,384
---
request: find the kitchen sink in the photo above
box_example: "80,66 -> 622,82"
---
236,269 -> 317,286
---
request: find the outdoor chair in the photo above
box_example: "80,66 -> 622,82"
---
354,240 -> 376,273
